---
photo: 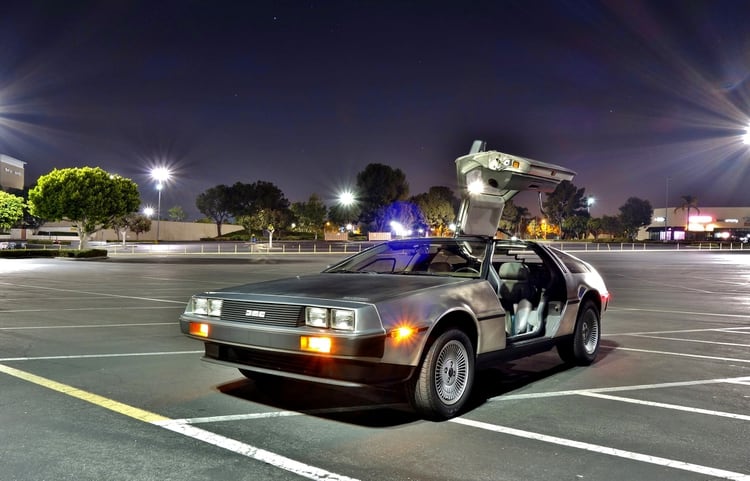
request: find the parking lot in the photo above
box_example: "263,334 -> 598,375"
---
1,250 -> 749,481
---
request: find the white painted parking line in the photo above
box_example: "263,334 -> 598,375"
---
608,306 -> 750,320
154,420 -> 361,481
0,306 -> 182,313
0,350 -> 202,362
0,364 -> 361,481
0,322 -> 176,330
170,404 -> 406,425
578,392 -> 750,421
609,346 -> 750,363
489,376 -> 750,401
718,328 -> 750,335
451,417 -> 750,481
172,411 -> 303,424
3,353 -> 748,480
725,380 -> 750,387
0,281 -> 186,304
624,334 -> 750,348
608,326 -> 750,336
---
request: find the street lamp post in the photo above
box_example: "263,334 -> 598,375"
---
150,167 -> 171,243
156,182 -> 163,241
338,190 -> 356,235
665,177 -> 670,241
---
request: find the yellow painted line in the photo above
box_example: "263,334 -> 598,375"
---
0,363 -> 168,423
0,363 -> 361,481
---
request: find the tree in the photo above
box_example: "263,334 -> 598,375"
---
499,199 -> 531,237
526,217 -> 559,239
600,214 -> 624,239
381,200 -> 425,235
542,180 -> 587,239
412,186 -> 457,235
562,214 -> 590,240
6,186 -> 45,232
168,205 -> 186,221
674,195 -> 700,239
127,214 -> 152,240
227,181 -> 290,218
28,167 -> 140,249
356,163 -> 409,231
107,212 -> 152,242
290,194 -> 328,235
328,202 -> 361,229
619,197 -> 653,240
237,208 -> 287,239
587,217 -> 603,240
224,180 -> 292,236
107,214 -> 130,242
196,185 -> 232,237
0,191 -> 25,231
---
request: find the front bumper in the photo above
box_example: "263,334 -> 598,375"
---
203,341 -> 415,387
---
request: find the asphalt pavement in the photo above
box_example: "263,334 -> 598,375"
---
1,250 -> 749,481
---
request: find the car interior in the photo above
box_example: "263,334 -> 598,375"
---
491,245 -> 552,339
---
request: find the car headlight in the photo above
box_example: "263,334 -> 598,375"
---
190,297 -> 222,317
305,307 -> 329,328
331,309 -> 355,330
305,307 -> 355,331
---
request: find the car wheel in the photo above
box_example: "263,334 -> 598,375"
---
557,300 -> 600,365
408,329 -> 474,420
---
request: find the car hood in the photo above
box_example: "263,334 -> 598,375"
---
210,273 -> 470,304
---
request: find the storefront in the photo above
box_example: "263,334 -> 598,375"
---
641,207 -> 750,242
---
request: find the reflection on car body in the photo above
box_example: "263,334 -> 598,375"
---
180,141 -> 610,420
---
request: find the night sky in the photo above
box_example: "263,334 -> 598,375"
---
2,0 -> 750,219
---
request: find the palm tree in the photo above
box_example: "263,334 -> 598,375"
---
674,195 -> 700,239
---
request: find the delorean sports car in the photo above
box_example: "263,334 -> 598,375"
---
180,141 -> 610,420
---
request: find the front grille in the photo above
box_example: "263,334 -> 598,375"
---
220,300 -> 304,327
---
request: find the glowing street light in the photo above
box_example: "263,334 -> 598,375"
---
586,196 -> 595,213
339,190 -> 355,206
744,124 -> 750,145
143,207 -> 154,218
338,190 -> 357,234
150,167 -> 172,242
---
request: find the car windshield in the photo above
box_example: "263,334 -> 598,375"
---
324,238 -> 488,277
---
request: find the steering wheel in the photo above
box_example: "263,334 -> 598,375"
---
454,267 -> 479,274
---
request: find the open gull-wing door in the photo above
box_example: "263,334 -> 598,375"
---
455,140 -> 576,236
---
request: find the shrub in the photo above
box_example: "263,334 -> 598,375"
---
63,249 -> 108,258
0,248 -> 107,259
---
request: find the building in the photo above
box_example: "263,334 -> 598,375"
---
0,154 -> 26,191
641,206 -> 750,242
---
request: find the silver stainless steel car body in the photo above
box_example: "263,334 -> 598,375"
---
180,141 -> 610,420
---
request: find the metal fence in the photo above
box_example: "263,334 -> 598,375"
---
103,240 -> 748,256
3,240 -> 746,256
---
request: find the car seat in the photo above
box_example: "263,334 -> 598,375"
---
498,262 -> 544,336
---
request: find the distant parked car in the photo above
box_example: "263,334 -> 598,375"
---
180,141 -> 610,420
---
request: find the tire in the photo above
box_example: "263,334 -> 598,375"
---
407,329 -> 475,420
557,300 -> 600,365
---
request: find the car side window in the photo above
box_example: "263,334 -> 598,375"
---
550,249 -> 590,273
